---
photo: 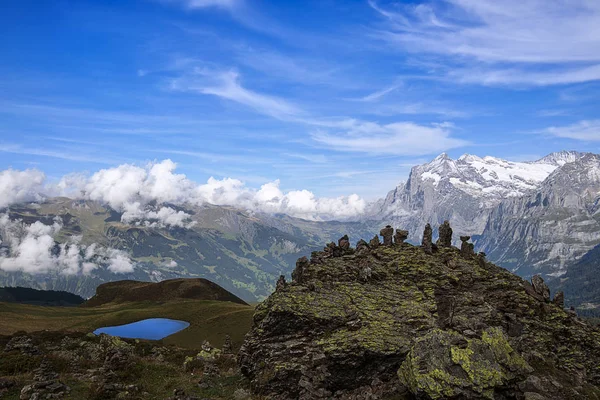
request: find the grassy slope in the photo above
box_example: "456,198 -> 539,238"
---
0,299 -> 254,349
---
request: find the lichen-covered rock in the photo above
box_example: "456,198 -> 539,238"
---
399,328 -> 531,399
239,226 -> 600,400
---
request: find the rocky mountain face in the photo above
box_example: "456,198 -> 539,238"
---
556,244 -> 600,317
368,151 -> 579,244
239,224 -> 600,400
476,153 -> 600,279
0,199 -> 378,302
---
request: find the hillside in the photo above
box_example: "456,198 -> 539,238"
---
83,278 -> 248,307
0,287 -> 84,306
240,223 -> 600,399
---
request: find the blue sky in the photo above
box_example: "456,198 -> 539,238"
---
1,0 -> 600,200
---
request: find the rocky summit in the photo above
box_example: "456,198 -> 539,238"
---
239,223 -> 600,400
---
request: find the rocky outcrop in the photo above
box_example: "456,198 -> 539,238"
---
532,275 -> 551,302
239,226 -> 600,399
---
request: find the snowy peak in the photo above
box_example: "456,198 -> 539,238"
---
534,150 -> 586,167
411,152 -> 563,201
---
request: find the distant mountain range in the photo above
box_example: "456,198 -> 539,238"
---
1,150 -> 599,314
0,199 -> 376,302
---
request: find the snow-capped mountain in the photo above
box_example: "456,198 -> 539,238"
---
477,152 -> 600,278
368,151 -> 585,242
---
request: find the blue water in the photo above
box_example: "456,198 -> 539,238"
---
93,318 -> 190,340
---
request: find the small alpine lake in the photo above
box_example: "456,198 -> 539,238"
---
93,318 -> 190,340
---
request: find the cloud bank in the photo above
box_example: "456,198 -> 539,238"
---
0,214 -> 134,275
0,169 -> 46,209
0,160 -> 368,223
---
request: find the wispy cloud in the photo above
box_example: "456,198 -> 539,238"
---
171,68 -> 470,156
369,0 -> 600,86
536,109 -> 572,118
367,102 -> 469,118
0,143 -> 118,164
236,48 -> 342,86
171,69 -> 303,120
541,120 -> 600,141
311,122 -> 468,156
283,153 -> 329,164
354,84 -> 401,102
162,0 -> 242,11
448,65 -> 600,87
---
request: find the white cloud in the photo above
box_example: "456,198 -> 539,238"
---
0,214 -> 135,275
84,160 -> 196,228
542,120 -> 600,141
370,0 -> 600,86
105,249 -> 135,273
0,160 -> 370,221
0,169 -> 46,209
311,121 -> 469,156
195,178 -> 367,220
